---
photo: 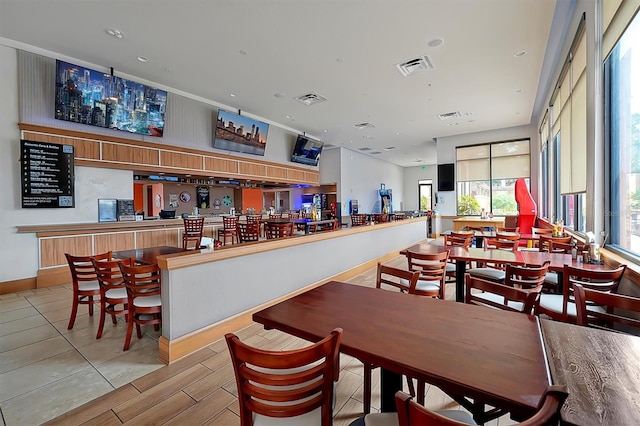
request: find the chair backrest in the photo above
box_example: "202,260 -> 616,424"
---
351,214 -> 367,226
265,222 -> 294,239
444,234 -> 473,249
373,214 -> 389,223
288,211 -> 300,219
237,222 -> 260,242
560,264 -> 627,317
222,215 -> 238,230
246,214 -> 262,224
495,231 -> 520,241
404,250 -> 449,297
482,237 -> 519,252
548,240 -> 586,254
531,227 -> 553,236
65,251 -> 112,287
465,274 -> 541,314
497,226 -> 520,233
92,257 -> 134,291
269,213 -> 282,219
119,262 -> 162,301
183,217 -> 205,249
505,261 -> 550,290
394,386 -> 568,426
226,327 -> 343,426
573,283 -> 640,332
537,234 -> 571,252
376,262 -> 420,293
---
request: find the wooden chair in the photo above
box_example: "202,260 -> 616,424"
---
362,263 -> 421,413
391,386 -> 568,426
538,234 -> 572,253
226,327 -> 343,426
404,250 -> 449,299
525,227 -> 553,249
537,264 -> 627,323
466,237 -> 518,283
65,251 -> 112,330
119,262 -> 162,351
373,213 -> 389,223
465,275 -> 541,315
182,217 -> 205,250
351,213 -> 367,226
497,226 -> 520,233
246,214 -> 264,237
443,232 -> 473,282
217,215 -> 238,245
237,221 -> 260,242
92,257 -> 134,339
573,283 -> 640,333
288,211 -> 300,219
268,213 -> 282,219
264,221 -> 294,239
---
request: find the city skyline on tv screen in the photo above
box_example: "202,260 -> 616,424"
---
55,60 -> 167,137
214,109 -> 269,156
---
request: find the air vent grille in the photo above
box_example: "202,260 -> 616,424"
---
294,92 -> 327,106
358,147 -> 372,151
395,55 -> 434,77
354,122 -> 375,129
438,111 -> 461,120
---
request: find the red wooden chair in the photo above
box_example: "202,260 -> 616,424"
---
92,257 -> 134,339
65,251 -> 112,330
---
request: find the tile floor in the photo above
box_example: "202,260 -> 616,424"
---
0,254 -> 516,425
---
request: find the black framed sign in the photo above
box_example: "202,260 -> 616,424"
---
20,140 -> 75,208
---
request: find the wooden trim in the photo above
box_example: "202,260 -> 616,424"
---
37,267 -> 71,288
0,277 -> 37,294
601,248 -> 640,284
158,248 -> 401,364
19,123 -> 319,184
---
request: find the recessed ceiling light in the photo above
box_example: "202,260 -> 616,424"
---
164,67 -> 172,72
285,115 -> 292,119
514,50 -> 527,57
514,89 -> 523,93
230,93 -> 237,97
427,38 -> 444,48
323,129 -> 328,133
105,28 -> 124,39
396,132 -> 401,136
137,56 -> 149,62
239,49 -> 248,55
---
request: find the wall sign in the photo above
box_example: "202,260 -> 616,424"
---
20,139 -> 75,208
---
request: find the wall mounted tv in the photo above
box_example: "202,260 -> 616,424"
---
214,109 -> 269,156
55,60 -> 167,137
291,135 -> 324,166
437,163 -> 455,191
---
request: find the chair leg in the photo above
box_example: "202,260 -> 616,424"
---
363,363 -> 372,414
123,316 -> 134,351
88,297 -> 94,316
96,300 -> 106,339
67,294 -> 79,330
136,323 -> 143,339
416,380 -> 426,405
405,376 -> 416,397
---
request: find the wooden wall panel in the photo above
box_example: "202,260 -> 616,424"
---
305,172 -> 320,184
102,143 -> 159,165
204,157 -> 238,174
239,162 -> 266,177
266,166 -> 287,180
23,132 -> 100,160
40,236 -> 92,268
136,229 -> 180,248
94,232 -> 136,254
161,151 -> 203,170
287,169 -> 305,181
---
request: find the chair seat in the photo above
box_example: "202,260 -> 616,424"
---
467,268 -> 506,281
474,292 -> 524,312
133,295 -> 162,308
446,263 -> 456,273
364,412 -> 397,426
254,407 -> 321,426
538,294 -> 606,317
78,280 -> 100,291
414,280 -> 441,293
437,410 -> 476,424
104,287 -> 127,299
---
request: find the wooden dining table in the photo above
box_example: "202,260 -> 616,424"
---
113,245 -> 188,265
253,281 -> 550,421
540,319 -> 640,426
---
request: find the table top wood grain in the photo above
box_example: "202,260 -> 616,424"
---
253,281 -> 550,418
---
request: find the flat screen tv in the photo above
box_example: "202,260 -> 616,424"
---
214,109 -> 269,156
437,163 -> 455,191
291,135 -> 324,166
55,60 -> 167,137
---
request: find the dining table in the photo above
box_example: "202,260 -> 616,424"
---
540,319 -> 640,426
113,245 -> 188,265
253,281 -> 550,421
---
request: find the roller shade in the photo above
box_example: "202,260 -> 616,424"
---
603,0 -> 638,57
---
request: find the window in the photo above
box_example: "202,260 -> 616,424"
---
418,180 -> 433,211
456,140 -> 530,216
606,11 -> 640,257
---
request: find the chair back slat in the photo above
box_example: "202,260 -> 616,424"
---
465,275 -> 541,314
92,257 -> 133,291
376,263 -> 420,293
237,222 -> 261,242
573,283 -> 640,332
226,328 -> 342,426
265,222 -> 294,239
351,214 -> 367,226
404,250 -> 449,298
66,251 -> 112,283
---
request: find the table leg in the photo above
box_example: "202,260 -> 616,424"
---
380,368 -> 402,412
456,259 -> 467,303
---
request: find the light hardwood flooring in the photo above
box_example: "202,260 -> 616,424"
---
0,253 -> 516,426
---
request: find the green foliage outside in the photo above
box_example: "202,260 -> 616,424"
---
420,195 -> 430,210
492,193 -> 518,215
457,195 -> 481,215
630,190 -> 640,209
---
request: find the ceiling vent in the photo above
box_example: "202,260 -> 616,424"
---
384,146 -> 397,151
358,147 -> 372,151
370,151 -> 382,155
354,122 -> 375,129
294,92 -> 327,106
438,111 -> 461,120
395,55 -> 434,77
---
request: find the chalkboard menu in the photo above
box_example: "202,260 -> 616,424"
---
20,140 -> 75,208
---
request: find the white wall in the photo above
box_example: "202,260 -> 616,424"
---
434,124 -> 538,216
338,148 -> 404,215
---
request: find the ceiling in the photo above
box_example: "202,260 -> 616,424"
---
0,0 -> 565,167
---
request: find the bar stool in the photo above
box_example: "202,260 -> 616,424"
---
182,217 -> 204,249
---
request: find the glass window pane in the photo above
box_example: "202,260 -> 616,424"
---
491,179 -> 526,216
419,184 -> 432,211
457,181 -> 490,215
608,12 -> 640,256
491,140 -> 530,157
